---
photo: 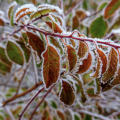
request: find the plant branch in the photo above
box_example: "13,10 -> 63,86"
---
65,0 -> 83,16
108,110 -> 120,118
27,26 -> 120,49
18,86 -> 45,120
3,81 -> 43,106
78,110 -> 111,120
29,84 -> 56,120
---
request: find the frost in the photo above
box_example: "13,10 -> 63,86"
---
0,11 -> 4,16
0,103 -> 3,107
111,29 -> 120,37
37,4 -> 63,15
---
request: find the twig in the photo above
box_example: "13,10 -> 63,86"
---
27,26 -> 120,49
3,81 -> 43,106
78,110 -> 111,120
15,64 -> 29,95
104,33 -> 114,39
80,10 -> 102,22
18,86 -> 45,120
65,0 -> 83,16
32,51 -> 38,85
29,84 -> 56,120
108,110 -> 120,118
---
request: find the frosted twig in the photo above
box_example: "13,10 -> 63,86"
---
18,86 -> 45,120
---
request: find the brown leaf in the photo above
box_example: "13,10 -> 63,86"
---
57,110 -> 65,120
42,45 -> 60,88
26,31 -> 45,59
59,80 -> 75,106
77,41 -> 88,59
75,10 -> 87,20
86,87 -> 98,97
0,18 -> 4,26
41,108 -> 52,120
72,15 -> 79,30
97,49 -> 107,74
67,45 -> 77,71
53,22 -> 63,33
70,39 -> 76,47
104,0 -> 120,19
77,53 -> 92,74
102,47 -> 118,83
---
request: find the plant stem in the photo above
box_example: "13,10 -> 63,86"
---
29,84 -> 56,120
18,86 -> 45,120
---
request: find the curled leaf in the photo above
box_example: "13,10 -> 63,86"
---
102,47 -> 118,83
59,80 -> 75,106
42,45 -> 60,88
77,53 -> 92,74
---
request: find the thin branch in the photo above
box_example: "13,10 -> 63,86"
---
78,110 -> 111,120
104,33 -> 114,39
65,0 -> 83,16
18,86 -> 45,120
27,26 -> 120,49
3,81 -> 43,106
80,10 -> 102,22
29,84 -> 56,120
108,110 -> 120,118
32,51 -> 38,85
15,64 -> 29,95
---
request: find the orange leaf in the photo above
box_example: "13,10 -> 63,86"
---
59,80 -> 75,106
26,31 -> 45,59
57,110 -> 65,120
77,53 -> 92,74
0,18 -> 4,26
77,41 -> 88,59
67,45 -> 77,72
104,0 -> 120,19
53,22 -> 63,33
102,47 -> 118,83
97,49 -> 107,74
92,57 -> 102,78
42,45 -> 60,88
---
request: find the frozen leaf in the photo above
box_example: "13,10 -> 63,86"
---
70,39 -> 76,47
82,72 -> 93,84
87,87 -> 98,97
41,108 -> 52,120
90,16 -> 108,38
14,4 -> 36,23
0,60 -> 11,73
74,114 -> 81,120
57,110 -> 65,120
67,45 -> 77,71
0,47 -> 12,67
7,40 -> 24,65
0,18 -> 4,26
46,21 -> 52,29
59,80 -> 75,106
97,49 -> 107,74
104,0 -> 120,19
42,45 -> 60,88
102,47 -> 118,83
98,2 -> 108,10
52,22 -> 63,33
16,41 -> 31,63
49,36 -> 63,54
77,53 -> 92,74
75,10 -> 87,20
51,100 -> 57,109
77,41 -> 88,59
26,31 -> 45,59
72,75 -> 87,103
95,78 -> 101,94
72,16 -> 79,30
21,30 -> 28,43
92,57 -> 102,78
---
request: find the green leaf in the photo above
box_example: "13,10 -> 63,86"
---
49,36 -> 63,54
51,100 -> 58,109
0,47 -> 12,67
59,80 -> 75,106
16,41 -> 31,63
0,60 -> 11,73
104,0 -> 120,19
87,87 -> 98,97
74,114 -> 81,120
42,45 -> 60,88
84,115 -> 92,120
0,115 -> 4,120
9,88 -> 17,93
90,16 -> 108,38
98,2 -> 108,11
7,40 -> 24,65
26,31 -> 45,59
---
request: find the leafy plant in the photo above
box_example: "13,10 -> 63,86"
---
0,0 -> 120,120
